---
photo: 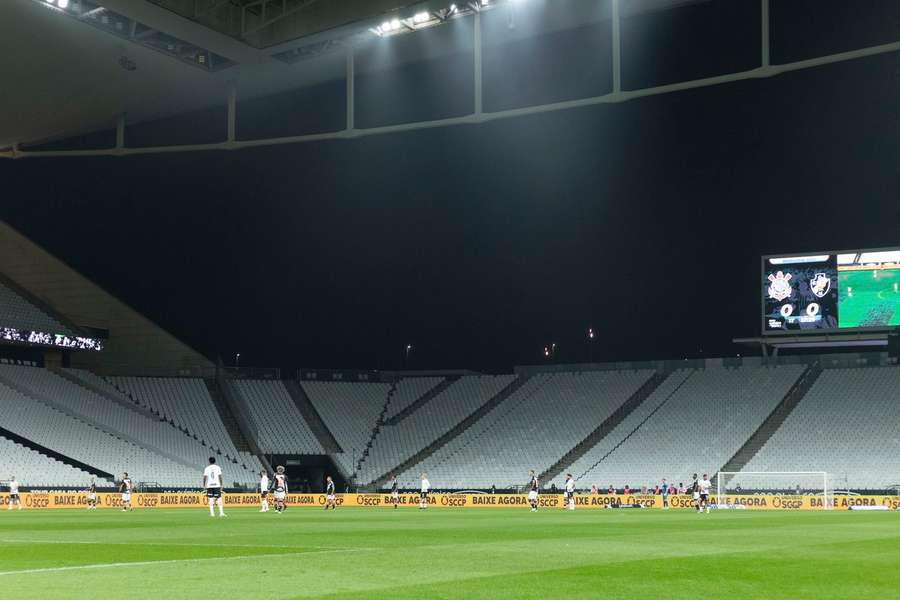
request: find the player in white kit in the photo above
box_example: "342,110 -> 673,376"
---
419,473 -> 430,509
7,476 -> 21,511
259,470 -> 270,512
563,473 -> 576,511
698,473 -> 712,514
203,457 -> 225,517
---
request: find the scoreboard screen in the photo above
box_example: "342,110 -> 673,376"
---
762,248 -> 900,334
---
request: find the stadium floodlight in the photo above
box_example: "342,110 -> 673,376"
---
413,12 -> 430,24
449,4 -> 457,13
58,0 -> 69,7
390,18 -> 401,30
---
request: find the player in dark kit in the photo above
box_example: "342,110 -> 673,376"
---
86,479 -> 97,510
390,474 -> 399,509
273,466 -> 288,513
527,470 -> 539,512
691,473 -> 701,513
324,475 -> 336,510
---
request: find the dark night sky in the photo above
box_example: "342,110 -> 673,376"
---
1,0 -> 899,372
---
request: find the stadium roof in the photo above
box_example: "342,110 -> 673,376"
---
2,0 -> 898,156
0,0 -> 719,150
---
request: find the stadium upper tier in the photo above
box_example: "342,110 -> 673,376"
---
0,374 -> 198,486
734,366 -> 900,490
0,280 -> 73,335
234,379 -> 324,455
301,380 -> 393,475
0,365 -> 258,486
109,374 -> 263,475
396,370 -> 656,489
358,374 -> 516,486
4,360 -> 900,492
0,434 -> 100,488
567,365 -> 806,490
382,377 -> 445,421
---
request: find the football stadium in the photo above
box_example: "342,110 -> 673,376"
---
1,0 -> 900,598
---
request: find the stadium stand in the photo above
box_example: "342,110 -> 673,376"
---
397,370 -> 655,489
0,434 -> 100,488
569,365 -> 806,490
109,375 -> 263,474
549,369 -> 694,488
357,374 -> 516,485
0,364 -> 258,485
0,373 -> 199,487
233,379 -> 325,455
0,279 -> 73,334
734,366 -> 900,490
382,376 -> 445,421
301,380 -> 392,475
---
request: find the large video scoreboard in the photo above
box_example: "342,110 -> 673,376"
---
762,248 -> 900,334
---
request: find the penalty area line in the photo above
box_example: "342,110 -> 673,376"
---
0,547 -> 376,577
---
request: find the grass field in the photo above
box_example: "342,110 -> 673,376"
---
839,268 -> 900,327
2,508 -> 899,599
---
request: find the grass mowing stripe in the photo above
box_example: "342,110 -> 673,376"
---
0,547 -> 378,577
2,509 -> 899,599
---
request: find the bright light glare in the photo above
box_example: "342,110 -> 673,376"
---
449,4 -> 457,12
381,21 -> 391,31
45,0 -> 56,4
58,0 -> 69,7
390,18 -> 401,30
413,12 -> 430,24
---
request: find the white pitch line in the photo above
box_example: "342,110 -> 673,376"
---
0,547 -> 375,577
0,539 -> 333,550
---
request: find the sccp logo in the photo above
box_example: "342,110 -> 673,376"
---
138,495 -> 159,508
440,496 -> 467,507
355,495 -> 380,507
26,494 -> 50,509
773,497 -> 802,509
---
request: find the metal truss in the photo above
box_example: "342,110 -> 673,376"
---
31,0 -> 235,71
4,0 -> 900,159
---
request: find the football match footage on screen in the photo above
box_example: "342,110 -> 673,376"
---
763,249 -> 900,333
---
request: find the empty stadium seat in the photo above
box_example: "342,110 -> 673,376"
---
358,374 -> 516,485
0,365 -> 257,487
735,366 -> 900,490
397,370 -> 655,489
234,379 -> 324,455
0,280 -> 73,335
571,365 -> 805,491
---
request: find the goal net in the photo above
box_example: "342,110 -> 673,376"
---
715,471 -> 832,510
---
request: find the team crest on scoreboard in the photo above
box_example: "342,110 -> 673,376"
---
809,273 -> 830,298
767,271 -> 792,301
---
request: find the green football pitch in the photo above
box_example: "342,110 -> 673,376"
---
2,509 -> 899,599
839,268 -> 900,327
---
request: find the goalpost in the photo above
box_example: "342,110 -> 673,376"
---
716,471 -> 832,510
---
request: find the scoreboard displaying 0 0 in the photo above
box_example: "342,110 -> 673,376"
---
762,248 -> 900,334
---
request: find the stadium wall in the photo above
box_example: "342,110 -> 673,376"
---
0,220 -> 214,376
7,492 -> 897,511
